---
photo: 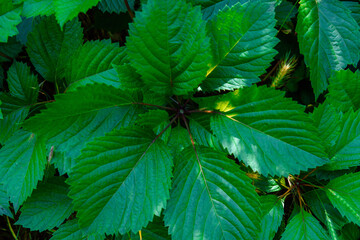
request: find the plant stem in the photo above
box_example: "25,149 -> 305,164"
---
0,51 -> 13,61
124,0 -> 135,20
6,217 -> 18,240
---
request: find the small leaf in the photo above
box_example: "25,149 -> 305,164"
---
54,0 -> 101,28
16,176 -> 73,231
202,0 -> 279,91
68,128 -> 173,235
0,37 -> 22,62
281,211 -> 330,240
0,130 -> 46,211
326,172 -> 360,226
27,15 -> 83,83
0,1 -> 22,42
97,0 -> 135,14
6,61 -> 39,104
258,195 -> 284,240
165,146 -> 261,240
0,183 -> 12,217
296,0 -> 360,99
127,0 -> 211,96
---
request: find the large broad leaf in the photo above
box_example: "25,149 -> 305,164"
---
65,40 -> 126,91
0,183 -> 12,217
50,219 -> 104,240
207,85 -> 328,176
164,146 -> 261,240
22,0 -> 55,17
0,130 -> 46,211
27,15 -> 83,83
296,0 -> 360,99
23,84 -> 141,174
321,109 -> 360,170
326,172 -> 360,226
127,0 -> 211,96
258,195 -> 284,240
54,0 -> 101,28
6,61 -> 39,104
0,94 -> 30,144
327,70 -> 360,112
68,128 -> 173,235
0,1 -> 22,42
201,0 -> 278,91
97,0 -> 135,14
281,211 -> 330,240
16,176 -> 73,231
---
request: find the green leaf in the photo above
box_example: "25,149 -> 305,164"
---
51,219 -> 84,240
6,61 -> 39,104
66,40 -> 125,90
0,93 -> 30,144
201,0 -> 278,91
127,0 -> 211,96
54,0 -> 101,28
343,1 -> 360,26
136,110 -> 171,142
68,127 -> 173,235
281,211 -> 330,240
27,15 -> 83,83
0,183 -> 12,217
327,70 -> 360,112
0,1 -> 22,42
321,108 -> 360,170
0,130 -> 46,211
114,63 -> 143,90
22,0 -> 55,18
189,113 -> 223,152
296,0 -> 360,99
304,190 -> 347,231
23,84 -> 141,174
0,37 -> 22,62
326,172 -> 360,226
275,0 -> 297,25
195,0 -> 240,20
311,103 -> 342,153
167,125 -> 191,157
340,223 -> 360,240
16,176 -> 73,231
258,195 -> 284,240
97,0 -> 135,14
208,85 -> 327,176
164,146 -> 261,240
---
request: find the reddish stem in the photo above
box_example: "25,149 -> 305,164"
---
124,0 -> 135,20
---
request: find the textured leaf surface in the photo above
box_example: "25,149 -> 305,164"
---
327,70 -> 360,112
258,195 -> 284,240
0,183 -> 12,217
0,37 -> 22,62
311,103 -> 342,153
343,1 -> 360,26
281,211 -> 330,240
54,0 -> 101,28
16,176 -> 73,231
165,146 -> 261,240
6,61 -> 39,104
0,1 -> 22,42
0,130 -> 46,211
113,63 -> 142,90
27,15 -> 83,82
66,40 -> 125,90
50,219 -> 84,240
127,0 -> 211,96
208,85 -> 327,176
304,190 -> 347,230
68,128 -> 173,235
201,0 -> 278,91
322,109 -> 360,170
97,0 -> 135,14
23,84 -> 141,174
22,0 -> 55,17
296,0 -> 360,99
326,172 -> 360,226
275,0 -> 297,25
0,93 -> 30,144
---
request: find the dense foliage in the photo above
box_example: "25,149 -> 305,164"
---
1,0 -> 360,239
